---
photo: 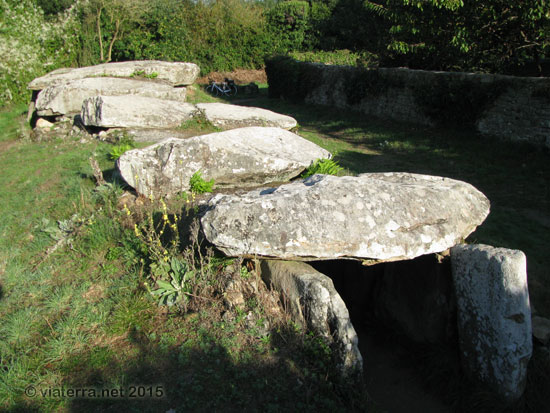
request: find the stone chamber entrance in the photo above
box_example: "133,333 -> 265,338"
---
309,255 -> 463,412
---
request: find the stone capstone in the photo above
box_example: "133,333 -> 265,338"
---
28,60 -> 199,90
451,244 -> 532,402
117,127 -> 331,198
196,103 -> 297,130
35,77 -> 187,116
260,260 -> 362,375
81,95 -> 197,129
201,173 -> 490,261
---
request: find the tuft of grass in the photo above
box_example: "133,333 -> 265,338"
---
302,158 -> 344,178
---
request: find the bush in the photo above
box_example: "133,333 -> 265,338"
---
289,49 -> 377,67
0,0 -> 80,105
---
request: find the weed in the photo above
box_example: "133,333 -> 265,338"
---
147,257 -> 197,307
109,143 -> 134,160
301,158 -> 344,178
189,171 -> 214,194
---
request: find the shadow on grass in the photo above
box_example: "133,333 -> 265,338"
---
9,318 -> 372,413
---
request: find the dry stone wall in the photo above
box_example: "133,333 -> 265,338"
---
266,58 -> 550,149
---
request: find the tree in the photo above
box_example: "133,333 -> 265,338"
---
81,0 -> 151,63
363,0 -> 550,74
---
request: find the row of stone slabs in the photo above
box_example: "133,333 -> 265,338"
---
29,61 -> 534,403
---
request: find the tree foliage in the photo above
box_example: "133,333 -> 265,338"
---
362,0 -> 550,74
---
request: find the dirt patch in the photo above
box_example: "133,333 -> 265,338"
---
197,68 -> 267,85
0,139 -> 18,153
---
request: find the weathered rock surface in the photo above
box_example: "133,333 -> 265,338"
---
81,95 -> 197,129
260,260 -> 362,374
196,103 -> 297,130
117,127 -> 331,198
36,77 -> 187,116
202,173 -> 490,261
104,128 -> 196,143
35,118 -> 54,129
29,60 -> 199,90
451,244 -> 532,402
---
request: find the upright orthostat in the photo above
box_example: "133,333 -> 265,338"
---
451,244 -> 532,402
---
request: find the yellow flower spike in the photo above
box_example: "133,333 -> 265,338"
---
134,224 -> 140,237
163,214 -> 168,222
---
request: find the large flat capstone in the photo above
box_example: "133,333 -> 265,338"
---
35,77 -> 187,116
196,103 -> 297,130
201,173 -> 490,261
28,60 -> 199,90
117,127 -> 331,198
81,95 -> 197,129
451,244 -> 532,402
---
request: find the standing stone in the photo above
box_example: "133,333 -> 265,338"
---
260,260 -> 362,375
451,244 -> 532,402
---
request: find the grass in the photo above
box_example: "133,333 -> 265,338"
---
1,81 -> 549,412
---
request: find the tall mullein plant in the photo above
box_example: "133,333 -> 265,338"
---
0,0 -> 80,105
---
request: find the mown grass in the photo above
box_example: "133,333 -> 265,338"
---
0,105 -> 373,412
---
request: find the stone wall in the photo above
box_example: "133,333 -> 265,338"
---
266,57 -> 550,148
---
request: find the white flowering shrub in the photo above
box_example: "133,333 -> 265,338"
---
0,0 -> 80,106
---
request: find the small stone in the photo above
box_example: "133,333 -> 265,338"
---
35,118 -> 54,129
